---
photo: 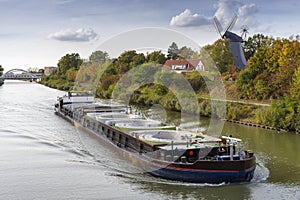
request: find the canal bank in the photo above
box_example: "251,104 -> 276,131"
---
38,77 -> 298,134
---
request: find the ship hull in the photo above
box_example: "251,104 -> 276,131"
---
55,105 -> 256,184
148,160 -> 255,183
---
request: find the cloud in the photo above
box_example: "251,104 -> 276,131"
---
170,1 -> 258,30
237,4 -> 259,27
48,28 -> 98,42
214,0 -> 240,25
170,9 -> 211,27
214,0 -> 258,29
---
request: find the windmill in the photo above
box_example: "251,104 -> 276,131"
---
213,15 -> 247,70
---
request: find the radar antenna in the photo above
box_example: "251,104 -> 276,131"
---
240,25 -> 249,40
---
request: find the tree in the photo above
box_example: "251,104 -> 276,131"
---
179,46 -> 198,59
146,51 -> 166,64
118,50 -> 136,73
291,67 -> 300,99
0,65 -> 4,76
118,50 -> 137,64
201,39 -> 235,73
38,69 -> 44,74
184,72 -> 207,92
167,42 -> 180,60
243,34 -> 269,60
57,53 -> 82,75
237,37 -> 300,100
271,40 -> 300,96
66,68 -> 78,82
132,53 -> 146,66
89,50 -> 109,64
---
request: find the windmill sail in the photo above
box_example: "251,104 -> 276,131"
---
224,15 -> 238,33
213,16 -> 223,37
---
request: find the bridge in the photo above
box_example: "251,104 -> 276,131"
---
0,69 -> 43,81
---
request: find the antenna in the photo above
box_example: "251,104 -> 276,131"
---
240,25 -> 249,40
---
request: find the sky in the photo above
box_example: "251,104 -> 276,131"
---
1,0 -> 300,71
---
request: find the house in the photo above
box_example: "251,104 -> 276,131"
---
44,66 -> 57,76
163,59 -> 205,73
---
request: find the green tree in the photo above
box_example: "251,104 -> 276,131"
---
41,53 -> 82,90
237,37 -> 275,99
66,68 -> 78,82
57,53 -> 82,75
243,34 -> 269,60
132,53 -> 146,66
184,72 -> 207,92
179,46 -> 198,59
146,51 -> 166,64
167,42 -> 180,60
269,97 -> 298,131
201,39 -> 235,73
89,50 -> 109,64
118,50 -> 138,64
118,50 -> 138,73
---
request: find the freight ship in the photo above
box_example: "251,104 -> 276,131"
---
54,91 -> 256,184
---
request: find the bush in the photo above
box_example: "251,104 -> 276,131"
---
226,103 -> 256,121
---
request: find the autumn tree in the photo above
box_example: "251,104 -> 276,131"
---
237,36 -> 300,100
237,37 -> 275,99
291,67 -> 300,99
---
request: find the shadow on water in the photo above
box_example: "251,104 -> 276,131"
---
106,170 -> 254,200
95,148 -> 271,200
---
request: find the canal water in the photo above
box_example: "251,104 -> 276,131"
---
0,80 -> 299,200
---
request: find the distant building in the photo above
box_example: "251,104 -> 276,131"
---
163,59 -> 205,73
44,66 -> 57,76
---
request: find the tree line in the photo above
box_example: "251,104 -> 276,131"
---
41,35 -> 300,132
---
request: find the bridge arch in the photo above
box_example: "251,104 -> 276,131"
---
0,68 -> 41,79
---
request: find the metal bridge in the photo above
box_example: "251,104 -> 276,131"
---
0,69 -> 42,81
